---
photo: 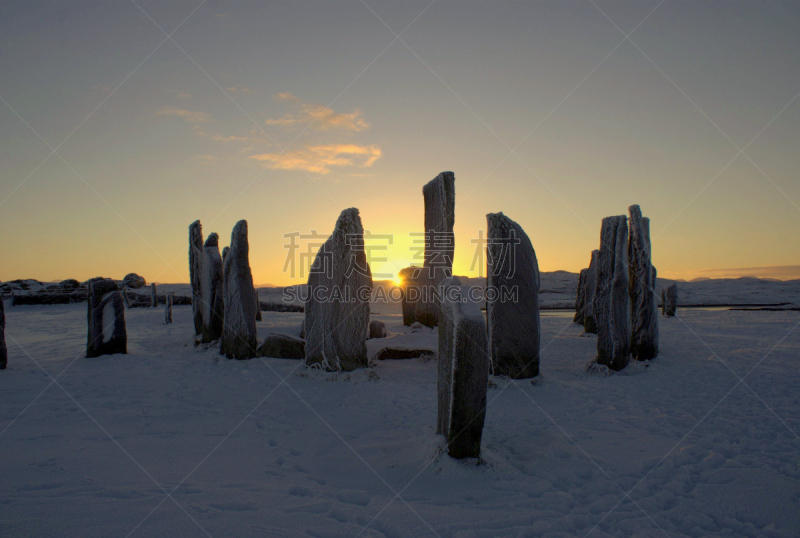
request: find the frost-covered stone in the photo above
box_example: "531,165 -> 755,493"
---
486,212 -> 540,379
150,283 -> 158,307
418,172 -> 455,327
399,266 -> 421,326
628,206 -> 658,360
201,233 -> 224,343
595,216 -> 631,371
583,250 -> 599,334
437,277 -> 489,459
257,333 -> 305,359
574,269 -> 587,324
369,320 -> 387,339
165,294 -> 173,324
255,292 -> 262,322
305,208 -> 372,371
0,295 -> 7,369
222,246 -> 230,265
122,273 -> 146,289
220,220 -> 258,360
86,278 -> 127,358
664,283 -> 678,316
189,220 -> 204,336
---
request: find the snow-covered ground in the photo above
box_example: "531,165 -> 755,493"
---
1,303 -> 799,537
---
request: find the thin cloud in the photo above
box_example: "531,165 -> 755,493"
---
266,92 -> 369,132
156,106 -> 212,124
251,144 -> 381,174
176,91 -> 192,100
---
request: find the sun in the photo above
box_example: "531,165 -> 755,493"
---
392,276 -> 403,287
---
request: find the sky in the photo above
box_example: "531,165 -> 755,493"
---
1,0 -> 798,286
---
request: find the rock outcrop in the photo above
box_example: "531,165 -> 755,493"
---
628,205 -> 658,360
201,233 -> 224,343
437,277 -> 489,459
369,320 -> 387,339
486,212 -> 540,379
122,273 -> 146,289
86,278 -> 127,358
418,172 -> 455,327
189,220 -> 204,336
220,221 -> 258,360
257,333 -> 305,359
305,208 -> 372,371
595,216 -> 631,371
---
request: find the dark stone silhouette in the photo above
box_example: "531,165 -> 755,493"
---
595,216 -> 631,371
628,205 -> 659,360
257,333 -> 305,359
122,273 -> 146,289
189,220 -> 204,336
201,233 -> 224,343
399,266 -> 421,326
369,320 -> 387,339
583,250 -> 599,334
86,278 -> 127,358
165,294 -> 173,324
220,220 -> 258,360
418,171 -> 455,327
0,296 -> 7,369
486,212 -> 540,379
664,283 -> 678,316
437,277 -> 489,459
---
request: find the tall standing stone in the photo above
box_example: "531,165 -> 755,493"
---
628,205 -> 658,360
399,266 -> 421,326
165,294 -> 173,324
222,246 -> 230,265
220,220 -> 258,359
0,295 -> 7,369
150,282 -> 158,307
201,233 -> 224,342
595,216 -> 631,371
86,278 -> 127,358
305,208 -> 372,371
437,277 -> 489,459
189,220 -> 204,337
664,283 -> 678,316
417,172 -> 455,328
574,269 -> 587,324
486,212 -> 540,379
583,250 -> 600,334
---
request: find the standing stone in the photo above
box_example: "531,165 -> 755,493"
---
583,250 -> 600,334
418,172 -> 455,328
595,216 -> 631,371
574,269 -> 587,324
121,288 -> 132,309
165,294 -> 173,324
399,266 -> 421,326
0,295 -> 7,369
86,278 -> 127,358
255,291 -> 262,322
305,208 -> 372,371
486,212 -> 540,379
369,320 -> 387,339
220,220 -> 258,359
150,282 -> 158,307
437,277 -> 489,459
222,246 -> 230,265
189,220 -> 204,337
201,233 -> 224,343
628,205 -> 659,360
664,283 -> 678,316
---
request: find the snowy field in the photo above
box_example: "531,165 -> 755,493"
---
1,303 -> 799,537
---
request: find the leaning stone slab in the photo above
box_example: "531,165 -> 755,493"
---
220,220 -> 258,360
583,250 -> 599,334
369,320 -> 387,339
189,220 -> 204,336
86,278 -> 127,358
628,205 -> 658,360
304,208 -> 372,371
437,277 -> 489,459
486,212 -> 540,379
201,233 -> 224,343
664,283 -> 678,316
595,216 -> 631,371
418,172 -> 455,327
257,333 -> 305,359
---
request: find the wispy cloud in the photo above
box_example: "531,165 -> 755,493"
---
266,92 -> 369,132
156,106 -> 212,124
251,144 -> 381,174
176,91 -> 192,100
